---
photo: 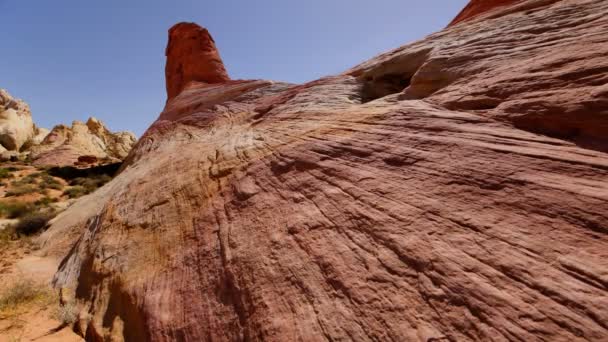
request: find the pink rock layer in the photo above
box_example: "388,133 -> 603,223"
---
449,0 -> 523,26
41,0 -> 608,340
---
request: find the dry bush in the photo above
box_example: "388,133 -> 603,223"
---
53,302 -> 78,325
5,185 -> 37,197
0,280 -> 53,315
0,202 -> 36,219
12,211 -> 56,236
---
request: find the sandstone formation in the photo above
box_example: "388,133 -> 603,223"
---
30,117 -> 136,166
0,89 -> 133,166
0,88 -> 36,151
449,0 -> 522,26
31,126 -> 51,145
41,0 -> 608,340
165,22 -> 230,101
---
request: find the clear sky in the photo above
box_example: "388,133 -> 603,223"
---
0,0 -> 467,136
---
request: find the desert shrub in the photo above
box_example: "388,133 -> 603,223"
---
39,174 -> 63,190
61,174 -> 112,199
0,168 -> 14,179
53,302 -> 78,325
12,211 -> 56,236
70,174 -> 112,192
34,197 -> 58,207
16,173 -> 40,185
63,186 -> 89,199
0,225 -> 17,246
0,202 -> 36,218
5,185 -> 38,197
0,280 -> 52,313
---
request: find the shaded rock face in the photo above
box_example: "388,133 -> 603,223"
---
30,117 -> 136,166
165,22 -> 230,101
449,0 -> 523,26
0,89 -> 36,151
43,0 -> 608,341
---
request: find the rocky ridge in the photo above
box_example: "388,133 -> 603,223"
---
41,0 -> 608,340
29,117 -> 136,166
0,89 -> 136,166
449,0 -> 523,26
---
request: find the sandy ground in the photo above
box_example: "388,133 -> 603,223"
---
0,163 -> 82,341
0,240 -> 82,342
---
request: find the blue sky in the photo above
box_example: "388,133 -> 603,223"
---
0,1 -> 467,136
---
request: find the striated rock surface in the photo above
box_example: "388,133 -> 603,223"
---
449,0 -> 523,26
0,88 -> 36,151
30,117 -> 136,166
42,0 -> 608,341
165,22 -> 230,101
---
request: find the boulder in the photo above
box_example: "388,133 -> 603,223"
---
0,89 -> 35,151
76,155 -> 98,165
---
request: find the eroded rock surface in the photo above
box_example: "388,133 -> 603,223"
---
30,117 -> 136,166
449,0 -> 523,26
43,0 -> 608,340
0,89 -> 36,151
165,22 -> 230,101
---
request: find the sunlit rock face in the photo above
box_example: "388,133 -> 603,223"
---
42,0 -> 608,340
29,117 -> 136,166
0,88 -> 35,151
449,0 -> 523,26
165,22 -> 230,101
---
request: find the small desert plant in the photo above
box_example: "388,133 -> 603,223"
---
63,185 -> 88,199
0,168 -> 14,179
0,280 -> 53,313
34,197 -> 58,207
5,185 -> 38,197
70,174 -> 112,191
39,174 -> 63,190
15,173 -> 39,185
0,225 -> 17,247
0,202 -> 36,219
53,302 -> 78,325
12,211 -> 56,236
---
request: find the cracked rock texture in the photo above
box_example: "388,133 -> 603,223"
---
42,0 -> 608,340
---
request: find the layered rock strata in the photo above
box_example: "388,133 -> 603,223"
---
42,0 -> 608,340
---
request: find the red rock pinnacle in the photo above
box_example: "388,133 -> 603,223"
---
449,0 -> 523,26
165,22 -> 230,101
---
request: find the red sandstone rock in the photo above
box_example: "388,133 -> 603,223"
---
40,0 -> 608,340
450,0 -> 523,26
77,155 -> 98,165
165,22 -> 230,101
